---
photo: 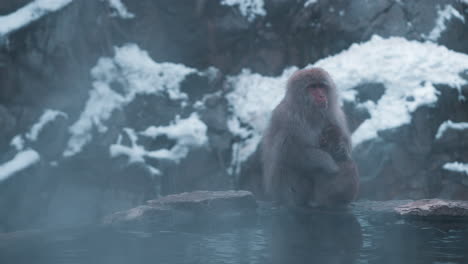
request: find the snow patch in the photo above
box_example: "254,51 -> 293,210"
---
0,150 -> 40,182
220,0 -> 266,22
140,113 -> 208,153
0,0 -> 73,36
315,35 -> 468,145
443,162 -> 468,175
422,5 -> 465,42
226,35 -> 468,165
435,120 -> 468,139
226,68 -> 296,166
10,136 -> 25,151
304,0 -> 318,7
10,108 -> 66,152
64,44 -> 196,157
110,113 -> 208,173
26,109 -> 67,141
110,129 -> 146,164
103,0 -> 135,19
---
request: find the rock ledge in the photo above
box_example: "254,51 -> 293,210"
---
394,199 -> 468,217
103,190 -> 257,228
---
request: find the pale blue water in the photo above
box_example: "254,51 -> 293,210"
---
1,203 -> 467,264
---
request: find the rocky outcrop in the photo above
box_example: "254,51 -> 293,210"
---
355,84 -> 468,200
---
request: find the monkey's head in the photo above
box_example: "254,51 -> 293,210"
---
285,68 -> 338,111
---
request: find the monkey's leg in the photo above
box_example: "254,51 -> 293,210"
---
289,175 -> 314,207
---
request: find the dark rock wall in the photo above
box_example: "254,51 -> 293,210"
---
355,85 -> 468,200
0,0 -> 467,231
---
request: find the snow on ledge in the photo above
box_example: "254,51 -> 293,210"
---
64,44 -> 196,157
220,0 -> 266,22
140,113 -> 208,154
435,120 -> 468,139
0,150 -> 40,182
226,35 -> 468,164
422,4 -> 465,42
110,113 -> 208,174
304,0 -> 318,7
314,36 -> 468,145
26,109 -> 67,141
443,162 -> 468,175
0,0 -> 73,36
10,109 -> 67,151
10,136 -> 25,151
103,0 -> 135,19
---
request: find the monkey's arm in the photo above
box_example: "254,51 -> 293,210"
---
286,147 -> 339,175
305,147 -> 340,174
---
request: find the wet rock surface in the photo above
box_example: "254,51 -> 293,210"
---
103,190 -> 257,229
103,197 -> 468,231
395,199 -> 468,218
353,199 -> 468,220
353,200 -> 413,215
146,190 -> 257,210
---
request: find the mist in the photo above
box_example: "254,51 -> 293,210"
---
0,0 -> 468,263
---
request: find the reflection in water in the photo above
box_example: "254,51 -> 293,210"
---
361,218 -> 468,264
1,203 -> 468,264
271,208 -> 362,264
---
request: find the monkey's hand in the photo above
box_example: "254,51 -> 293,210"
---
332,142 -> 351,162
320,125 -> 340,145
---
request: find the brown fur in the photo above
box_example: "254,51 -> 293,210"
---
261,67 -> 359,207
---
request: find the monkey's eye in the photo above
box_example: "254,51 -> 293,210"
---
307,83 -> 328,92
307,84 -> 319,90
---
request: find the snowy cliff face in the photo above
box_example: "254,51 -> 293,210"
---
0,0 -> 467,231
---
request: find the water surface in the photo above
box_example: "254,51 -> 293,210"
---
1,202 -> 467,264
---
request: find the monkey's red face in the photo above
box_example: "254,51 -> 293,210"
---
308,84 -> 328,109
